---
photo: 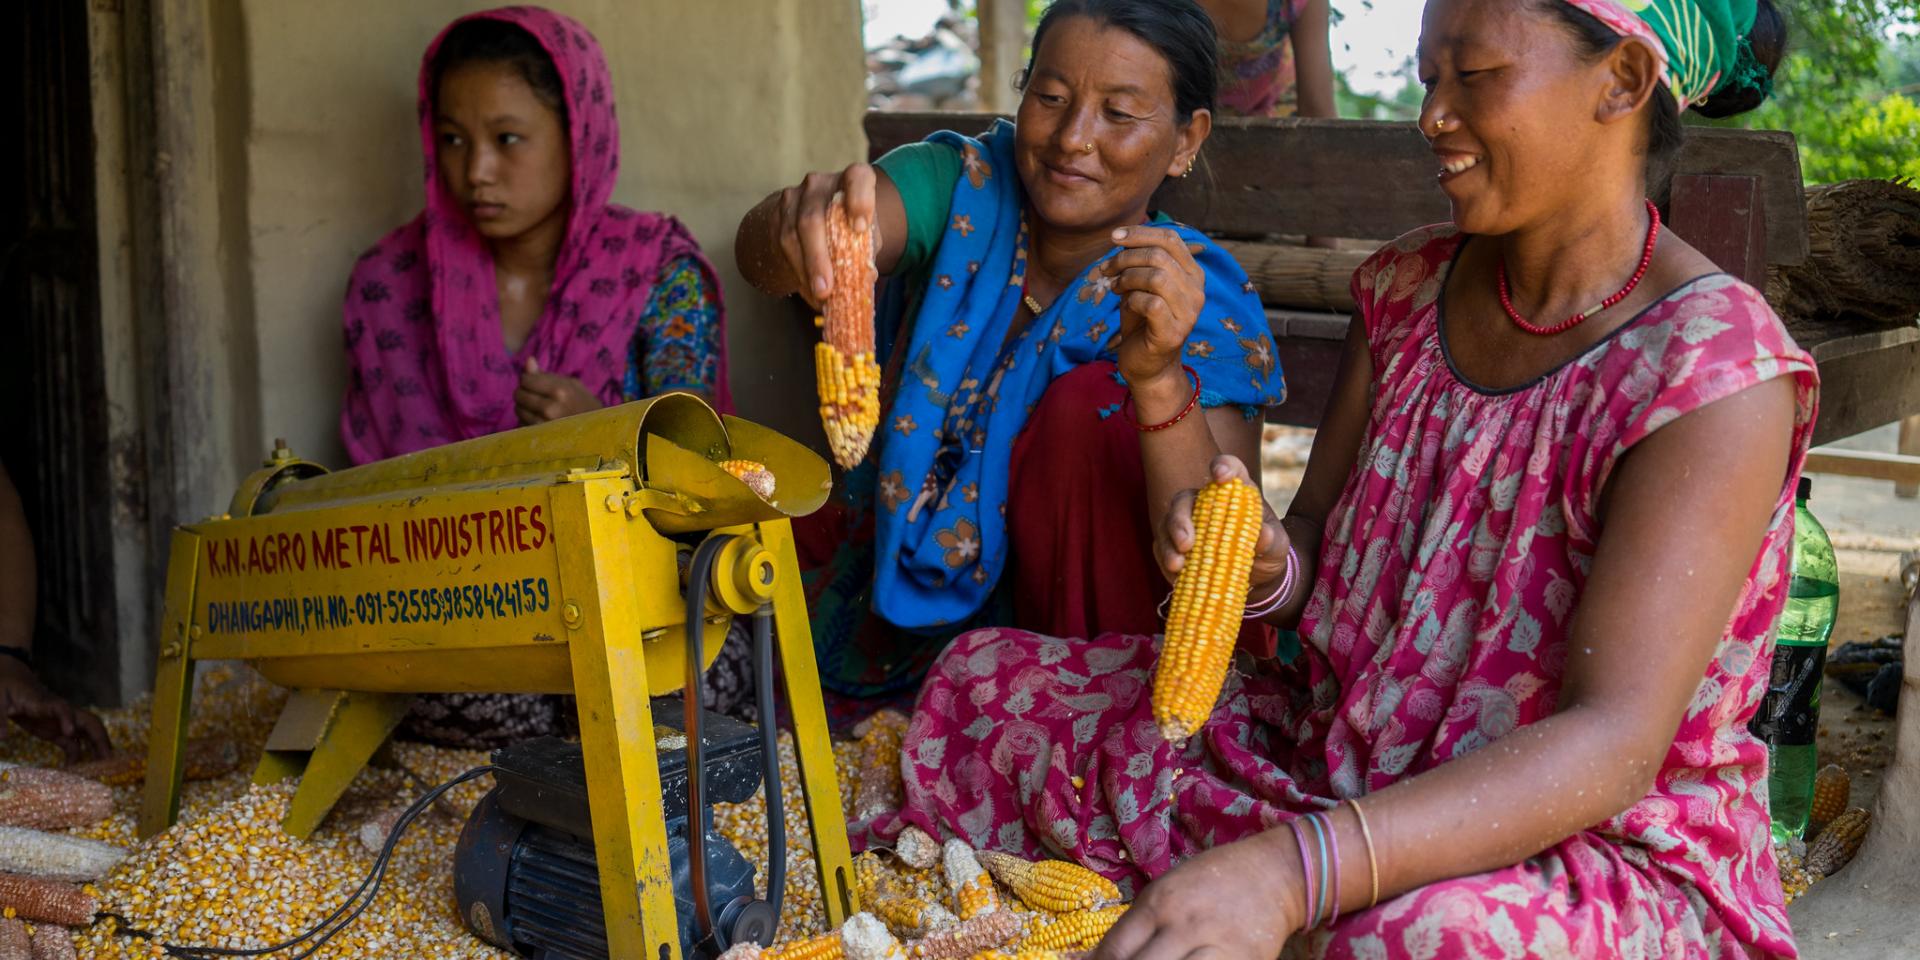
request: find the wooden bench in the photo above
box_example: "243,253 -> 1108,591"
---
866,112 -> 1920,450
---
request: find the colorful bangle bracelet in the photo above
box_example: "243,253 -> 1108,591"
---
1123,365 -> 1201,432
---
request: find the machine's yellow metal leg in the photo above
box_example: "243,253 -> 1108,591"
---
758,519 -> 859,926
139,530 -> 203,839
269,691 -> 413,839
556,478 -> 681,960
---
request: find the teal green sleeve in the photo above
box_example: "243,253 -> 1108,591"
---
874,141 -> 963,279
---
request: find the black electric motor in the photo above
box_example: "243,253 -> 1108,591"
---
454,702 -> 778,960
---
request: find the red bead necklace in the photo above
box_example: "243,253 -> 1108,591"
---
1498,199 -> 1661,336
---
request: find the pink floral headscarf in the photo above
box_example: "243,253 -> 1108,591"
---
341,5 -> 731,465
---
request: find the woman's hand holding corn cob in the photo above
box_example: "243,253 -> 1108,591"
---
738,163 -> 907,310
1154,455 -> 1293,620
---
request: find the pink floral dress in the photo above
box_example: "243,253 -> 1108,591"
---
860,226 -> 1818,959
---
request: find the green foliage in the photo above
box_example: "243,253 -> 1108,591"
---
1716,2 -> 1920,182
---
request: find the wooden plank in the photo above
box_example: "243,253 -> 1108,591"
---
1810,327 -> 1920,446
1669,174 -> 1767,286
864,112 -> 1808,263
1804,448 -> 1920,487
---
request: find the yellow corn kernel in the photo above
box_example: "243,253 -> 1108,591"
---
943,840 -> 1001,920
974,852 -> 1118,914
1017,905 -> 1125,952
1153,479 -> 1265,742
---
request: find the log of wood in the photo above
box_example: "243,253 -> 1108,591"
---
1766,179 -> 1920,337
1215,240 -> 1370,314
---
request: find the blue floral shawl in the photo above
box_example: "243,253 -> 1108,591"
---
870,120 -> 1286,629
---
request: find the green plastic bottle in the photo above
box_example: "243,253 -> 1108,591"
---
1750,477 -> 1839,844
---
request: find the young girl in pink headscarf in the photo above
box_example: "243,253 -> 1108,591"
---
340,6 -> 730,468
340,7 -> 735,747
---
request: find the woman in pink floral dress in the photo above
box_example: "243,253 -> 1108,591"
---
862,0 -> 1813,957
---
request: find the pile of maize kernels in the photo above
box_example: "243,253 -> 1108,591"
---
3,664 -> 1856,957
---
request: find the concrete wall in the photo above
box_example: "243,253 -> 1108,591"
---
240,0 -> 867,466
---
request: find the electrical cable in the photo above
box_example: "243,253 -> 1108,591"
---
105,765 -> 496,958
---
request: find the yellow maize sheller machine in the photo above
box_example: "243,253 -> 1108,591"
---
136,395 -> 858,960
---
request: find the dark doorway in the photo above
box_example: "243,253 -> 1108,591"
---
1,0 -> 120,706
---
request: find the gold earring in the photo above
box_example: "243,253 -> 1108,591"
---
1183,156 -> 1196,177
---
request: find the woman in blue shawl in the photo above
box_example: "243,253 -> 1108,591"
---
736,0 -> 1286,720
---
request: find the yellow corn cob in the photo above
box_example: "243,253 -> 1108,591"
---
30,926 -> 77,960
815,199 -> 881,469
975,852 -> 1118,913
0,874 -> 94,927
65,737 -> 239,786
895,825 -> 942,870
0,919 -> 26,960
719,459 -> 779,501
0,765 -> 113,830
843,913 -> 910,960
0,828 -> 125,882
943,840 -> 1002,919
766,930 -> 844,960
1809,764 -> 1850,832
1153,479 -> 1265,742
1017,906 -> 1125,952
907,908 -> 1023,958
1805,807 -> 1871,878
852,711 -> 909,821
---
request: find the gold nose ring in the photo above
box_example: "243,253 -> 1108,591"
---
1082,142 -> 1095,154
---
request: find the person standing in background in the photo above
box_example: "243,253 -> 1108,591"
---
1198,0 -> 1337,119
0,462 -> 111,761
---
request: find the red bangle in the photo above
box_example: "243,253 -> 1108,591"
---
1124,365 -> 1201,432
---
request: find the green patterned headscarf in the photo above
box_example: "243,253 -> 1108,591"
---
1562,0 -> 1768,109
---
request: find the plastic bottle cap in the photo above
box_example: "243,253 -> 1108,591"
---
1797,476 -> 1812,502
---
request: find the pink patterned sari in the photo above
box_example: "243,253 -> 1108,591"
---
862,225 -> 1817,959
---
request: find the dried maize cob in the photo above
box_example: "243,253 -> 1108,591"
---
1016,906 -> 1125,952
1805,807 -> 1871,878
0,827 -> 126,882
858,854 -> 956,939
766,930 -> 844,960
0,874 -> 94,927
944,840 -> 1002,919
28,926 -> 76,960
895,825 -> 942,870
853,712 -> 909,821
0,766 -> 113,830
976,852 -> 1119,913
719,459 -> 778,501
843,913 -> 910,960
815,198 -> 881,469
907,907 -> 1024,958
65,737 -> 239,786
0,919 -> 25,960
1153,479 -> 1264,742
1809,764 -> 1850,832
